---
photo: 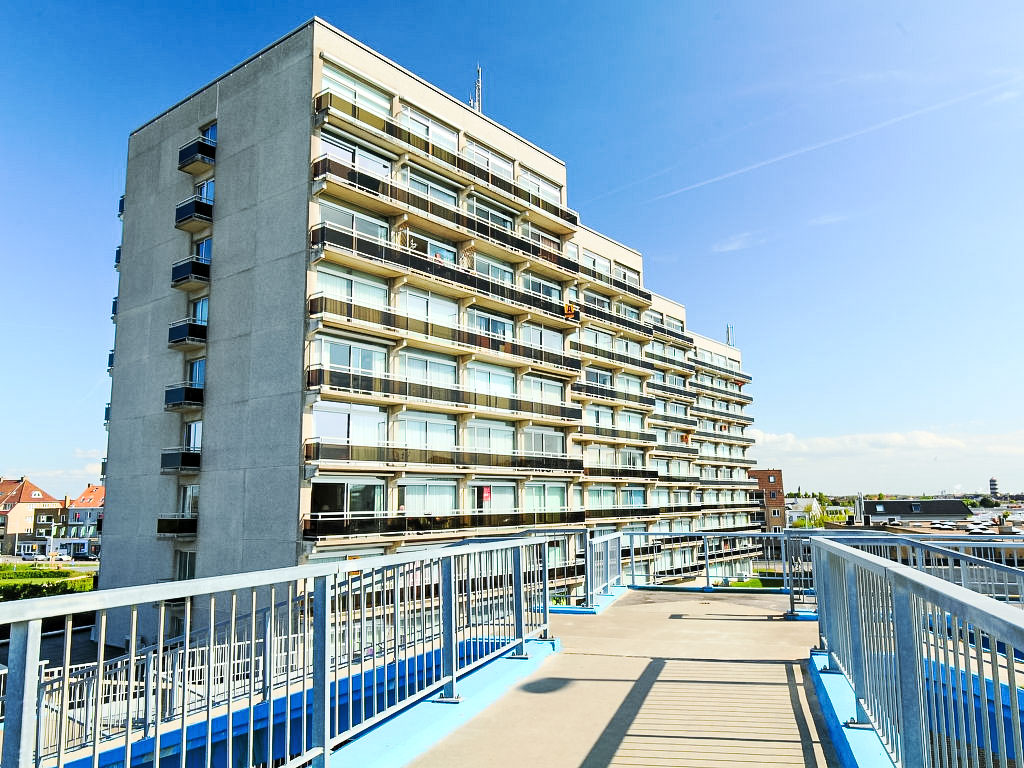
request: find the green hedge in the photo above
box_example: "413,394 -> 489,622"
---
0,576 -> 95,601
0,567 -> 73,580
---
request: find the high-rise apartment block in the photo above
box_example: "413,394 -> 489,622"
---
101,19 -> 758,595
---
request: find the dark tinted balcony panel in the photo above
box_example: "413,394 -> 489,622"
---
111,297 -> 118,317
309,368 -> 581,420
303,507 -> 584,538
305,441 -> 583,472
174,197 -> 214,232
644,352 -> 696,374
583,466 -> 659,480
648,323 -> 694,346
167,321 -> 208,350
578,303 -> 652,338
164,385 -> 205,411
690,381 -> 753,403
312,157 -> 579,275
569,342 -> 654,371
177,138 -> 217,174
583,505 -> 662,520
156,517 -> 198,536
576,263 -> 652,303
579,425 -> 657,442
103,404 -> 111,423
100,459 -> 107,478
646,380 -> 693,398
114,246 -> 121,268
308,296 -> 580,372
700,479 -> 760,487
571,382 -> 655,407
313,93 -> 579,227
658,474 -> 701,484
692,358 -> 752,382
652,444 -> 699,457
648,413 -> 698,428
107,350 -> 115,370
695,430 -> 755,444
160,449 -> 201,474
118,195 -> 125,218
170,258 -> 211,290
689,406 -> 754,425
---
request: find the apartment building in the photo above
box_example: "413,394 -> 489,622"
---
102,18 -> 758,602
749,469 -> 786,532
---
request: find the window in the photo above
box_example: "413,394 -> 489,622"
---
768,475 -> 776,483
618,410 -> 643,431
911,503 -> 921,513
464,140 -> 513,180
522,374 -> 563,404
472,482 -> 516,511
521,221 -> 561,253
312,402 -> 386,442
195,178 -> 214,202
518,168 -> 561,205
179,485 -> 200,517
581,327 -> 613,351
585,367 -> 612,388
619,447 -> 643,467
467,361 -> 515,396
468,307 -> 514,338
407,230 -> 457,263
615,337 -> 641,357
399,349 -> 457,386
585,444 -> 616,466
399,105 -> 458,152
466,419 -> 515,453
770,491 -> 777,499
474,252 -> 514,284
188,358 -> 205,386
201,122 -> 217,142
644,310 -> 664,326
581,250 -> 611,276
523,426 -> 564,455
616,303 -> 640,322
524,482 -> 566,512
319,200 -> 389,241
616,373 -> 642,393
585,404 -> 613,426
183,420 -> 202,450
467,196 -> 514,231
587,485 -> 616,509
322,63 -> 391,119
190,296 -> 207,325
31,491 -> 42,499
582,291 -> 610,311
398,411 -> 457,450
614,264 -> 640,286
321,133 -> 391,178
565,242 -> 579,262
521,272 -> 561,300
621,486 -> 646,506
311,479 -> 384,516
398,286 -> 458,326
175,551 -> 196,581
194,237 -> 212,264
402,166 -> 458,206
520,323 -> 563,351
316,336 -> 387,374
317,264 -> 389,307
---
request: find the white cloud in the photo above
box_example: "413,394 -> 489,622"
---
807,213 -> 849,227
711,232 -> 764,253
987,89 -> 1021,104
748,428 -> 1024,495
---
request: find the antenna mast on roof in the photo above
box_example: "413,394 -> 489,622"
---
726,324 -> 735,346
469,65 -> 482,113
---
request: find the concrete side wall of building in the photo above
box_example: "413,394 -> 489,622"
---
101,26 -> 314,601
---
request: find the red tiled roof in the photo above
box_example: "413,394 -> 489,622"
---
70,484 -> 105,509
0,478 -> 59,509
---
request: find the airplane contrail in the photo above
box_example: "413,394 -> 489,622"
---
647,75 -> 1022,202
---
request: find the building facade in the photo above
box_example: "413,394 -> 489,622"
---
748,469 -> 786,532
101,19 -> 758,601
0,477 -> 63,555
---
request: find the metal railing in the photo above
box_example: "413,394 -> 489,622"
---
813,536 -> 1024,768
0,537 -> 551,767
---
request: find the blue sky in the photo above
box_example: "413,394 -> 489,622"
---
2,1 -> 1022,496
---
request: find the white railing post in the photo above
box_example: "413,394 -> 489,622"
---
439,556 -> 459,701
703,536 -> 712,589
583,536 -> 594,607
2,620 -> 42,768
629,534 -> 636,586
843,560 -> 868,718
511,547 -> 527,657
540,543 -> 551,639
603,539 -> 611,595
311,575 -> 331,768
891,580 -> 928,767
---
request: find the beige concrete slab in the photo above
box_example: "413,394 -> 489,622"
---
408,591 -> 838,767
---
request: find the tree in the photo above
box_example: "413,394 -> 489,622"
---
963,499 -> 979,508
979,496 -> 999,508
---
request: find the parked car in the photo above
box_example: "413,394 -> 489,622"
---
20,552 -> 46,561
51,553 -> 72,562
72,552 -> 99,562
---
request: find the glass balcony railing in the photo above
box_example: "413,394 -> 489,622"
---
579,424 -> 657,443
117,195 -> 124,219
576,264 -> 652,303
311,156 -> 579,276
114,246 -> 121,269
690,380 -> 752,404
111,296 -> 118,318
160,448 -> 201,474
103,403 -> 111,425
692,357 -> 752,382
651,443 -> 699,457
694,430 -> 755,445
177,136 -> 217,174
164,382 -> 205,411
170,256 -> 211,290
583,465 -> 659,480
578,301 -> 653,338
571,382 -> 655,408
174,195 -> 213,232
310,222 -> 579,326
645,379 -> 693,398
305,439 -> 583,473
167,319 -> 208,349
156,515 -> 199,536
302,506 -> 585,538
107,349 -> 115,371
308,366 -> 582,422
689,405 -> 754,425
647,321 -> 694,346
308,293 -> 580,373
569,341 -> 654,371
312,92 -> 579,227
648,412 -> 698,428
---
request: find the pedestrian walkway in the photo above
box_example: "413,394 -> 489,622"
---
409,590 -> 837,767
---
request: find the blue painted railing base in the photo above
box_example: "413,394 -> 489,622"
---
550,586 -> 628,615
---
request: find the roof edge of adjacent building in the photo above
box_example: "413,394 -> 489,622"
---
131,17 -> 567,171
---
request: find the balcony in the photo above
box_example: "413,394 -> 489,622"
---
305,439 -> 583,474
310,222 -> 579,327
110,296 -> 118,320
114,245 -> 121,269
690,404 -> 753,425
156,515 -> 198,537
695,454 -> 757,466
579,425 -> 656,443
651,442 -> 698,457
657,473 -> 701,484
177,136 -> 216,174
645,379 -> 693,399
309,366 -> 581,423
644,351 -> 695,374
576,263 -> 652,303
578,301 -> 653,339
582,465 -> 659,480
584,503 -> 692,519
117,194 -> 124,219
692,357 -> 752,383
107,349 -> 114,372
167,318 -> 207,350
569,341 -> 654,372
308,294 -> 580,374
311,157 -> 579,277
571,382 -> 654,408
100,458 -> 107,479
174,195 -> 213,232
647,412 -> 697,429
690,380 -> 753,404
164,382 -> 205,412
160,447 -> 201,474
647,321 -> 695,347
103,403 -> 110,426
170,256 -> 211,290
699,478 -> 760,488
303,507 -> 585,538
313,92 -> 579,229
695,429 -> 755,445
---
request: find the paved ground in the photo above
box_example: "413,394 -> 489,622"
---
409,590 -> 838,768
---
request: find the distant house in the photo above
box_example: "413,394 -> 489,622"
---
859,498 -> 970,523
0,477 -> 62,553
786,497 -> 822,525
